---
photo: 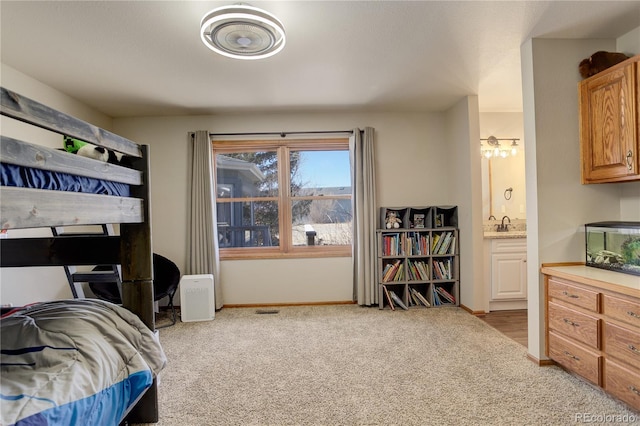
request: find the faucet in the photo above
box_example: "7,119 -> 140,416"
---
496,215 -> 511,232
488,215 -> 496,220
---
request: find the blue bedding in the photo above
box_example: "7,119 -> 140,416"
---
1,163 -> 130,197
0,299 -> 166,425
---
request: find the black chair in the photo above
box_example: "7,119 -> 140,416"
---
89,253 -> 181,327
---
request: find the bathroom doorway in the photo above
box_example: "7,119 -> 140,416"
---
480,112 -> 528,317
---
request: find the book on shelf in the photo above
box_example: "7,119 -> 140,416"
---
433,232 -> 447,254
394,263 -> 404,281
431,260 -> 439,280
438,232 -> 452,254
383,233 -> 402,256
406,259 -> 416,281
410,287 -> 430,307
421,233 -> 429,255
432,287 -> 442,306
382,285 -> 395,310
431,233 -> 441,253
430,231 -> 455,255
447,236 -> 456,254
405,232 -> 429,256
389,290 -> 408,310
408,289 -> 419,306
413,213 -> 425,228
382,259 -> 402,282
407,259 -> 429,281
431,259 -> 452,280
435,286 -> 456,304
417,261 -> 429,280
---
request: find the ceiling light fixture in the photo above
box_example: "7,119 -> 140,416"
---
200,4 -> 286,60
480,136 -> 519,159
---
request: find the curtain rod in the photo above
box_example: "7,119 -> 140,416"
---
209,130 -> 354,138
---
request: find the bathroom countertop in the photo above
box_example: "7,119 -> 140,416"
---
483,231 -> 527,239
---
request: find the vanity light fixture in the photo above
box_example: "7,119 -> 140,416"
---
480,136 -> 519,159
200,4 -> 286,60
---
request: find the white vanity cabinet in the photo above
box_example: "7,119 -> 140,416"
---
484,237 -> 527,311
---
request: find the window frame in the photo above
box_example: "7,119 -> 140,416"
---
213,138 -> 352,260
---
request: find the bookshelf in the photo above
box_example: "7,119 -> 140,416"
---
377,206 -> 459,310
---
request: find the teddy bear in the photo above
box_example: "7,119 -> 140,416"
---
385,211 -> 402,229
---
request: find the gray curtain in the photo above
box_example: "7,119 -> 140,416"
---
187,130 -> 222,309
350,127 -> 377,306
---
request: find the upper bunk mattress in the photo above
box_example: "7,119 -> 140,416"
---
0,299 -> 166,426
1,163 -> 130,197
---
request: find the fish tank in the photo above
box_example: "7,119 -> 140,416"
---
585,221 -> 640,276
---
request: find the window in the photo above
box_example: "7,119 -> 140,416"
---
213,138 -> 352,259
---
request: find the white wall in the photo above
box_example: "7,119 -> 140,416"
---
617,27 -> 640,221
618,26 -> 640,57
480,112 -> 526,220
113,111 -> 468,306
0,64 -> 114,306
446,96 -> 484,312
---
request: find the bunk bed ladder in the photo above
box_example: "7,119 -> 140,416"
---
51,224 -> 122,300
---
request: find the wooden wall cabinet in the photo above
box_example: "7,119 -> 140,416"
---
579,54 -> 640,184
542,266 -> 640,411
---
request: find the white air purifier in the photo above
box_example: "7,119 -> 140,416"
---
179,274 -> 215,322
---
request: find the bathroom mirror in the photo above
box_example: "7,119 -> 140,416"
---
480,113 -> 526,220
481,142 -> 526,220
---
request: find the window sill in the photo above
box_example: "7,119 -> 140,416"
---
220,246 -> 352,260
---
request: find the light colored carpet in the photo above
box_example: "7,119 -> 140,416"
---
142,305 -> 639,425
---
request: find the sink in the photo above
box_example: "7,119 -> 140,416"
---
484,231 -> 527,239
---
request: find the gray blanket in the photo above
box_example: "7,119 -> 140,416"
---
1,299 -> 167,425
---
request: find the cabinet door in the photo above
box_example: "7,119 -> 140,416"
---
579,60 -> 638,183
491,252 -> 527,300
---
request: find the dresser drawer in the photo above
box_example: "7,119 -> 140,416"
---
605,322 -> 640,369
548,278 -> 599,312
605,359 -> 640,411
549,331 -> 602,386
548,301 -> 600,349
603,294 -> 640,329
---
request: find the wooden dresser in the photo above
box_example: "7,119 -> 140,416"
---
542,264 -> 640,412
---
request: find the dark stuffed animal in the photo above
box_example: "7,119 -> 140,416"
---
579,51 -> 630,79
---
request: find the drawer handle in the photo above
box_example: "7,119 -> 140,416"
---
564,351 -> 580,361
562,291 -> 579,299
627,311 -> 640,319
563,318 -> 579,327
628,344 -> 640,354
630,386 -> 640,396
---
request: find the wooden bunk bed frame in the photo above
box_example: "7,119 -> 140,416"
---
0,87 -> 159,423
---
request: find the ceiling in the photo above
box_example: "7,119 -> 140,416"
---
1,1 -> 639,118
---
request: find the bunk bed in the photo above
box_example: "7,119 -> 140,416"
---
0,87 -> 165,425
